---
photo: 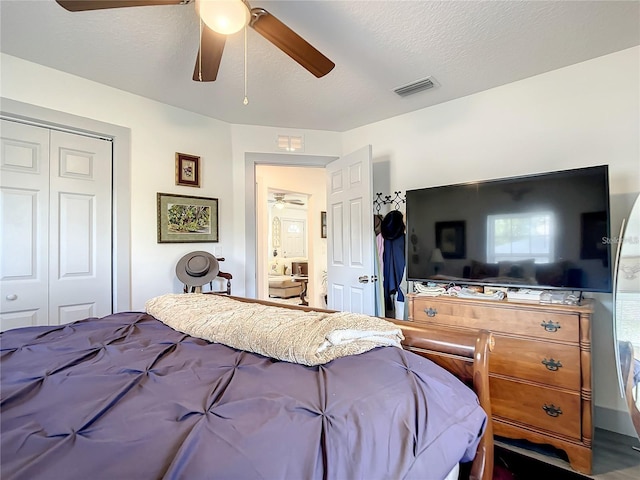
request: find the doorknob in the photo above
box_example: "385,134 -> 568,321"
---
358,275 -> 369,284
6,294 -> 18,301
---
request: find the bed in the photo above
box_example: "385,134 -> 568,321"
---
1,294 -> 493,480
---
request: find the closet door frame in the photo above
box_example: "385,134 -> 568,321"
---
0,97 -> 132,313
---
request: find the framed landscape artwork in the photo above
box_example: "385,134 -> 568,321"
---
157,193 -> 218,243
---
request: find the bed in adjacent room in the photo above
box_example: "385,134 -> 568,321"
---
0,294 -> 493,480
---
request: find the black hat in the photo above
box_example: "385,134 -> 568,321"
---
381,210 -> 405,240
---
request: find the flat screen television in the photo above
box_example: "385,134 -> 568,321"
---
405,165 -> 612,293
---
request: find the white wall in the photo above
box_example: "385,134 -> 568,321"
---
0,53 -> 235,310
343,47 -> 639,196
0,53 -> 343,306
341,46 -> 640,435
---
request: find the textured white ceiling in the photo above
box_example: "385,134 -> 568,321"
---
1,0 -> 638,132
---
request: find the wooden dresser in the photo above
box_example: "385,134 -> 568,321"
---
406,293 -> 594,474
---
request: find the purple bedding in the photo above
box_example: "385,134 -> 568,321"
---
1,312 -> 486,479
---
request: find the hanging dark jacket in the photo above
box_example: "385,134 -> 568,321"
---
383,234 -> 405,310
381,210 -> 406,316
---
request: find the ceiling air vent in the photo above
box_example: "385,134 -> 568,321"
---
393,76 -> 438,97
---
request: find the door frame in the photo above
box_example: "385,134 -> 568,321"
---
0,97 -> 132,312
244,152 -> 337,298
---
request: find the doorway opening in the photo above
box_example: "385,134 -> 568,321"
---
256,164 -> 325,308
243,152 -> 337,303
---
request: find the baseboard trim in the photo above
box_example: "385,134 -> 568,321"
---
595,405 -> 638,437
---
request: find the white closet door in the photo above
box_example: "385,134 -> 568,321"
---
49,130 -> 112,325
0,120 -> 51,330
0,120 -> 113,330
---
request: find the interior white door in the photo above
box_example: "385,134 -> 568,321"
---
0,120 -> 113,330
49,130 -> 112,324
281,218 -> 306,258
0,120 -> 50,330
326,145 -> 375,314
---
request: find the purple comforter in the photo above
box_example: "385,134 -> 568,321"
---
1,312 -> 486,479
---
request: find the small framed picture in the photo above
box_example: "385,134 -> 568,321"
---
321,211 -> 327,238
175,152 -> 200,187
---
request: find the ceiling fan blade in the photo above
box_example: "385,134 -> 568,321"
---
286,200 -> 305,205
193,24 -> 226,82
56,1 -> 185,12
250,8 -> 334,78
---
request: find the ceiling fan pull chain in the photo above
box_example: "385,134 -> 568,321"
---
198,10 -> 203,82
243,25 -> 249,105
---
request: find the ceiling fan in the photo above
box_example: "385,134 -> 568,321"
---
55,0 -> 335,82
269,193 -> 305,209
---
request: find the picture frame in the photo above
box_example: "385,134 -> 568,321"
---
175,152 -> 200,187
435,221 -> 466,259
157,192 -> 218,243
321,211 -> 327,239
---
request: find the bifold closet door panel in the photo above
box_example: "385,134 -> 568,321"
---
0,120 -> 50,330
49,129 -> 113,325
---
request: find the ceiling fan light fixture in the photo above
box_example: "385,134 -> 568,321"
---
196,0 -> 250,35
274,200 -> 285,209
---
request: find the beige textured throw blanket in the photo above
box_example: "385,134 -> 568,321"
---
145,294 -> 404,366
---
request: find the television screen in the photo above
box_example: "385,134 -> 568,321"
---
406,165 -> 612,292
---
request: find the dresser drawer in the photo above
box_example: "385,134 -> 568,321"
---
490,377 -> 581,440
411,297 -> 579,342
491,336 -> 581,390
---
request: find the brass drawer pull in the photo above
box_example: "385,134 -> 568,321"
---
542,358 -> 563,371
540,320 -> 561,333
424,307 -> 437,317
542,404 -> 563,417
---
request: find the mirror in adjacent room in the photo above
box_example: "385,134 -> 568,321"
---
615,193 -> 640,441
271,216 -> 281,257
